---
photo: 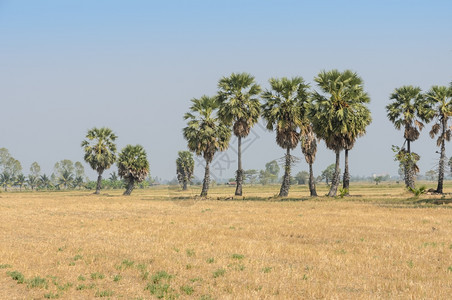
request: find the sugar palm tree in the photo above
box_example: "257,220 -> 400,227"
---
183,95 -> 231,197
425,85 -> 452,193
117,144 -> 150,196
261,77 -> 310,197
176,151 -> 194,190
300,124 -> 318,196
386,86 -> 433,189
310,70 -> 371,197
342,104 -> 372,193
81,127 -> 117,194
217,72 -> 261,196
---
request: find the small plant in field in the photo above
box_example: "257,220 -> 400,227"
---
145,270 -> 175,299
78,275 -> 86,281
213,268 -> 226,278
44,292 -> 60,299
76,283 -> 95,290
7,270 -> 25,283
95,289 -> 114,297
447,266 -> 452,272
262,267 -> 272,273
338,188 -> 348,198
407,260 -> 414,268
186,249 -> 195,257
190,277 -> 202,282
113,274 -> 121,282
73,254 -> 83,261
231,253 -> 244,260
199,295 -> 214,300
116,259 -> 134,270
186,264 -> 192,270
91,272 -> 105,280
180,285 -> 194,295
206,257 -> 215,264
0,264 -> 12,269
27,276 -> 48,289
408,185 -> 426,197
57,282 -> 73,291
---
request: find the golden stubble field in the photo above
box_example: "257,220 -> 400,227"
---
0,183 -> 452,299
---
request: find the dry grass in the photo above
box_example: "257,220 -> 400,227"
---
1,183 -> 452,299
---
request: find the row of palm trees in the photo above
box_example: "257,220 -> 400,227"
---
183,70 -> 372,197
386,85 -> 452,193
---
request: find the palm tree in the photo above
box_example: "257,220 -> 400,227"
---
176,151 -> 194,190
117,144 -> 150,196
183,95 -> 231,197
27,174 -> 38,191
81,127 -> 117,194
58,170 -> 74,189
0,172 -> 13,191
300,125 -> 318,196
386,86 -> 433,189
15,174 -> 26,191
342,104 -> 372,193
217,72 -> 261,196
261,77 -> 310,197
425,85 -> 452,193
73,176 -> 84,190
39,174 -> 52,190
310,69 -> 371,197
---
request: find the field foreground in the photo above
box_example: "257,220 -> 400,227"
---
1,185 -> 452,299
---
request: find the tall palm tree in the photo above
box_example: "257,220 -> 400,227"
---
425,85 -> 452,193
183,95 -> 231,197
117,144 -> 150,196
261,77 -> 310,197
176,151 -> 194,190
300,125 -> 318,196
310,70 -> 371,197
386,86 -> 433,189
81,127 -> 117,194
217,72 -> 261,196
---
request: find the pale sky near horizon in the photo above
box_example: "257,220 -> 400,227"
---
1,0 -> 451,181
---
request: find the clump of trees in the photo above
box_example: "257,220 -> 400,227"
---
176,151 -> 194,190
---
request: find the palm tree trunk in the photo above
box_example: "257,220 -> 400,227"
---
201,160 -> 210,197
308,163 -> 317,197
123,179 -> 135,195
436,119 -> 446,193
404,139 -> 413,189
342,149 -> 350,195
182,179 -> 188,191
279,148 -> 291,197
95,170 -> 103,194
328,150 -> 341,197
235,136 -> 243,196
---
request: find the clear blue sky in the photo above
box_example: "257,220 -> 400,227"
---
1,0 -> 451,181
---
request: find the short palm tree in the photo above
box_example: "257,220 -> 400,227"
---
176,151 -> 194,190
27,174 -> 38,191
261,77 -> 310,197
300,124 -> 318,196
310,70 -> 371,197
58,170 -> 74,189
81,127 -> 117,194
425,85 -> 452,193
0,172 -> 13,191
183,95 -> 231,197
217,72 -> 261,196
15,174 -> 26,191
117,144 -> 150,196
386,86 -> 433,189
39,174 -> 51,189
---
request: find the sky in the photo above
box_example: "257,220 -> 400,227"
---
1,0 -> 451,181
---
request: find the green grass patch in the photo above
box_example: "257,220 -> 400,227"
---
27,276 -> 48,289
231,253 -> 244,260
206,257 -> 215,264
95,290 -> 114,297
113,274 -> 121,282
213,268 -> 226,278
180,285 -> 194,295
44,292 -> 60,299
7,270 -> 25,283
262,267 -> 272,273
90,272 -> 105,280
0,264 -> 12,269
